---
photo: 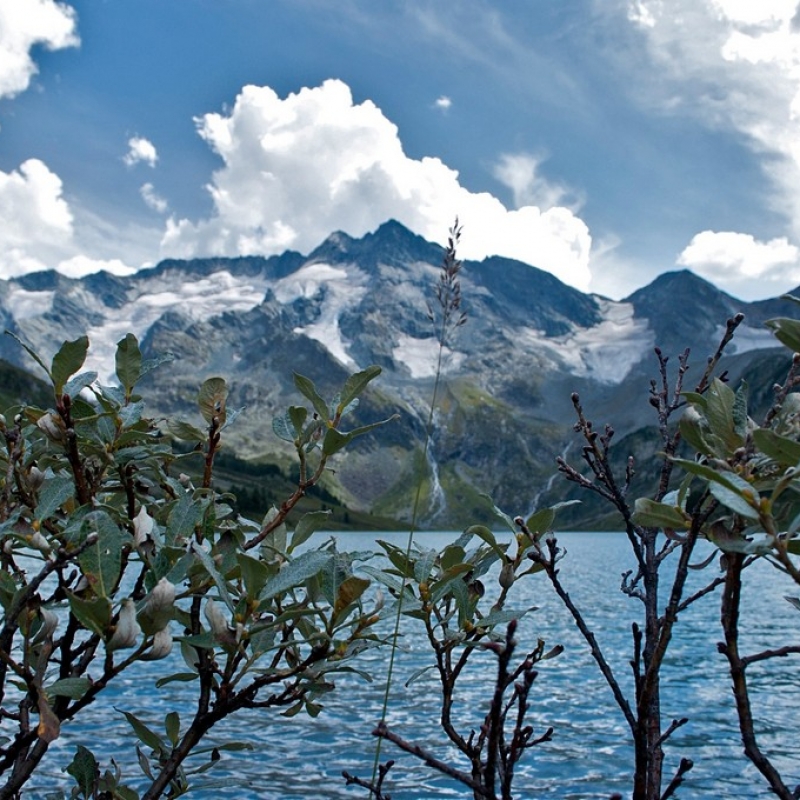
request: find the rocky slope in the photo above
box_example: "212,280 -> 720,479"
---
0,220 -> 796,527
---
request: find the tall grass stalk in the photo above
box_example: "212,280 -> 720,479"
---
370,220 -> 467,787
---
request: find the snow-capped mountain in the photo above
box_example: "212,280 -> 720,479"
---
0,220 -> 794,527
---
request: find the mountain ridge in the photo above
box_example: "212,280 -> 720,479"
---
0,219 -> 796,527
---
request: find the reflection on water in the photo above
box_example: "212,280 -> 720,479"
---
29,532 -> 800,798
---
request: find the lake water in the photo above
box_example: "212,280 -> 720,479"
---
28,531 -> 800,798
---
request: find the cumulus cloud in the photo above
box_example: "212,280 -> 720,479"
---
140,182 -> 168,213
434,95 -> 452,110
161,79 -> 592,290
678,230 -> 800,296
124,136 -> 158,168
0,0 -> 79,100
0,158 -> 137,279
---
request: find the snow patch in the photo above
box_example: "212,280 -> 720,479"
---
7,289 -> 55,320
83,270 -> 270,379
519,299 -> 654,384
723,324 -> 778,354
393,334 -> 464,379
275,262 -> 368,368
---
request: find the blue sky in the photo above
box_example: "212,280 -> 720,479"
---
2,0 -> 800,301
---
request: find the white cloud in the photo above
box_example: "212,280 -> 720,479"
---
56,255 -> 135,278
678,230 -> 800,296
161,79 -> 592,290
0,0 -> 79,100
626,1 -> 800,236
124,136 -> 158,168
140,182 -> 168,213
0,158 -> 138,279
493,152 -> 583,212
434,95 -> 452,110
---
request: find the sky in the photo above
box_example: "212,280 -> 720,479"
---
3,1 -> 800,301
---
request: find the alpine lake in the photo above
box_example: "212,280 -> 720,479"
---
29,531 -> 800,799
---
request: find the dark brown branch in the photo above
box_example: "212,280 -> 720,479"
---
373,722 -> 493,799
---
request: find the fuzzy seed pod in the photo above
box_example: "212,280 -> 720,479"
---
133,506 -> 155,547
37,413 -> 65,443
139,577 -> 175,634
205,598 -> 236,647
143,626 -> 173,660
28,466 -> 45,490
107,598 -> 141,651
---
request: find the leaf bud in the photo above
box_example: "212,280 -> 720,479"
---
107,599 -> 141,651
36,413 -> 66,443
498,562 -> 515,589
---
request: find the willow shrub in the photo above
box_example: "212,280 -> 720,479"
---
0,332 -> 562,799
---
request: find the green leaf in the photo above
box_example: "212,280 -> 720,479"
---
334,576 -> 370,618
338,366 -> 381,410
119,710 -> 165,752
733,381 -> 749,440
708,482 -> 761,520
167,419 -> 207,444
192,542 -> 235,613
405,664 -> 436,687
682,391 -> 707,409
36,475 -> 75,523
263,550 -> 334,599
440,544 -> 465,573
47,677 -> 90,700
165,712 -> 180,747
272,412 -> 296,443
64,371 -> 97,398
66,745 -> 98,798
414,549 -> 437,583
166,493 -> 202,545
753,428 -> 800,467
77,513 -> 123,598
155,672 -> 198,689
526,507 -> 555,537
67,594 -> 112,637
632,498 -> 690,530
482,496 -> 518,533
463,525 -> 506,560
289,510 -> 330,553
139,352 -> 175,380
293,373 -> 329,420
52,336 -> 90,396
198,377 -> 228,426
671,457 -> 756,500
288,406 -> 308,437
766,316 -> 800,354
321,416 -> 396,456
705,378 -> 742,454
5,330 -> 52,382
679,409 -> 714,455
429,563 -> 474,604
116,333 -> 142,396
237,553 -> 270,598
477,606 -> 536,631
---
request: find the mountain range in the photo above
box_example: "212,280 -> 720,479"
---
0,219 -> 796,529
